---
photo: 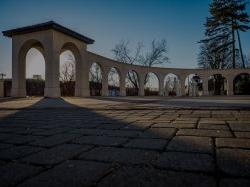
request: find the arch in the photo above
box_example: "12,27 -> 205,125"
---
125,70 -> 139,96
59,50 -> 76,96
233,73 -> 250,95
89,62 -> 103,96
208,74 -> 227,95
144,72 -> 159,96
25,48 -> 46,96
185,74 -> 203,96
163,73 -> 181,96
59,42 -> 82,96
17,39 -> 46,97
108,67 -> 120,96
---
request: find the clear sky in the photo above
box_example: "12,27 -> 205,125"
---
0,0 -> 250,78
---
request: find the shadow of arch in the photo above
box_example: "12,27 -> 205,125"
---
0,97 -> 248,186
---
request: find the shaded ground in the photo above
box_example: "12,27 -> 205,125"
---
0,97 -> 250,187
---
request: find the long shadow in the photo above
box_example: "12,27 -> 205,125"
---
88,96 -> 162,104
0,98 -> 248,186
87,96 -> 250,110
159,99 -> 250,110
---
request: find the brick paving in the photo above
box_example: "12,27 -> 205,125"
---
0,97 -> 250,187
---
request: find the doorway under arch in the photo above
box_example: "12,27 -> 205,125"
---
108,67 -> 120,96
125,70 -> 139,96
163,73 -> 181,96
89,62 -> 102,96
208,74 -> 227,95
25,46 -> 46,97
59,50 -> 76,96
185,74 -> 203,96
144,72 -> 159,96
233,73 -> 250,95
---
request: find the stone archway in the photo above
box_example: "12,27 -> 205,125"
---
144,72 -> 159,96
60,42 -> 82,96
3,21 -> 94,98
14,39 -> 46,97
3,21 -> 250,98
89,62 -> 103,96
233,73 -> 250,95
208,74 -> 227,95
108,67 -> 121,96
125,70 -> 140,96
163,73 -> 181,96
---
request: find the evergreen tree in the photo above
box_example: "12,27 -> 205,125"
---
199,0 -> 250,69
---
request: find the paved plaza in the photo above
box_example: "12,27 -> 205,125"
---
0,97 -> 250,187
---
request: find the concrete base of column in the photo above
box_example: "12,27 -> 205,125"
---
227,91 -> 234,96
139,91 -> 144,96
203,90 -> 209,96
0,81 -> 4,97
11,88 -> 26,98
120,89 -> 126,96
102,91 -> 109,97
75,88 -> 90,97
44,87 -> 61,98
159,90 -> 164,96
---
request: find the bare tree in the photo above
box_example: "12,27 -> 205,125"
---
112,39 -> 170,88
60,53 -> 75,82
60,53 -> 75,96
89,63 -> 102,83
60,62 -> 75,82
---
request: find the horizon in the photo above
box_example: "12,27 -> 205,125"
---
0,0 -> 250,78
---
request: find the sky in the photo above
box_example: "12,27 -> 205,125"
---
0,0 -> 250,78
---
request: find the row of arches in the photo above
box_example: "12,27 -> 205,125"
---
24,47 -> 250,97
88,63 -> 250,96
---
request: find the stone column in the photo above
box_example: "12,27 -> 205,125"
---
102,68 -> 109,96
159,76 -> 165,96
120,72 -> 126,96
138,73 -> 145,96
75,51 -> 89,97
11,42 -> 26,97
79,62 -> 90,97
0,80 -> 4,97
227,77 -> 234,96
180,78 -> 186,96
44,46 -> 60,98
202,77 -> 209,96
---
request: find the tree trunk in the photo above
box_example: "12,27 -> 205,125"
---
232,20 -> 236,69
236,29 -> 245,68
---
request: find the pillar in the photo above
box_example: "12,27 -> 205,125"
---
102,68 -> 109,96
44,46 -> 60,98
11,42 -> 26,97
139,73 -> 145,96
202,77 -> 209,96
75,51 -> 89,97
159,76 -> 164,96
0,80 -> 4,97
227,77 -> 234,96
180,78 -> 186,96
120,72 -> 126,96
